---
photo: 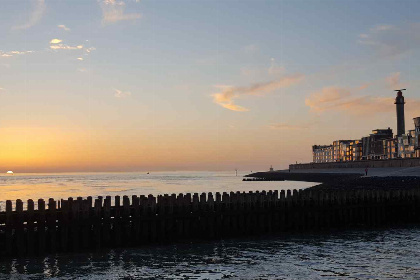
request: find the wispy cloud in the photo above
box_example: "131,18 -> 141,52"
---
0,50 -> 34,57
305,87 -> 352,112
358,22 -> 420,58
385,72 -> 405,90
58,24 -> 71,31
85,47 -> 96,53
12,0 -> 46,30
370,25 -> 396,32
99,0 -> 141,24
305,85 -> 420,117
50,44 -> 83,50
305,86 -> 387,115
358,83 -> 370,90
114,88 -> 132,98
50,39 -> 63,44
48,39 -> 96,63
212,74 -> 304,112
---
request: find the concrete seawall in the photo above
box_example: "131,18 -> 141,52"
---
290,158 -> 420,170
2,189 -> 420,258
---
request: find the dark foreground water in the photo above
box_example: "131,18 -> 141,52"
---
2,226 -> 420,279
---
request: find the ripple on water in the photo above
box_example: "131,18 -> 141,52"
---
0,229 -> 404,280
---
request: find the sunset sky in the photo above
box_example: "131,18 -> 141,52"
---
1,0 -> 420,172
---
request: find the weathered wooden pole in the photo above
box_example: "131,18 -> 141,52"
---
122,195 -> 131,245
15,199 -> 25,256
103,196 -> 112,246
148,195 -> 157,242
38,199 -> 46,255
47,198 -> 57,253
5,200 -> 13,256
93,198 -> 102,250
60,199 -> 69,252
27,199 -> 35,255
114,196 -> 122,246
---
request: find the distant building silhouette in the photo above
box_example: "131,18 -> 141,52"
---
395,89 -> 406,136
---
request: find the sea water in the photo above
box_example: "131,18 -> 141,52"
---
0,171 -> 315,209
1,226 -> 420,279
3,172 -> 417,279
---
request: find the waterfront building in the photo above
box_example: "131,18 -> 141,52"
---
350,140 -> 363,161
362,128 -> 393,160
398,130 -> 417,158
415,117 -> 420,158
312,122 -> 418,163
332,140 -> 352,162
312,145 -> 334,163
311,89 -> 420,163
384,138 -> 398,159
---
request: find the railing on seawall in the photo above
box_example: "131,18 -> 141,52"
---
0,188 -> 419,258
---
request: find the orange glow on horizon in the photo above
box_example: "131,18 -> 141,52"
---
0,125 -> 313,172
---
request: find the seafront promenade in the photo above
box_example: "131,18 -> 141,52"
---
1,187 -> 420,258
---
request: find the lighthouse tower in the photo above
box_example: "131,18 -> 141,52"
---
394,89 -> 406,136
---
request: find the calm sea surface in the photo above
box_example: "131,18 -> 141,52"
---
2,226 -> 420,279
2,172 -> 419,279
0,171 -> 315,209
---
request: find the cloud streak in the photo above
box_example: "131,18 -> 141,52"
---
212,74 -> 304,112
358,22 -> 420,58
50,39 -> 63,44
99,0 -> 141,24
305,85 -> 420,117
48,39 -> 95,62
305,87 -> 352,112
58,25 -> 71,31
114,88 -> 132,98
385,72 -> 405,90
50,44 -> 83,50
13,0 -> 46,30
0,50 -> 34,57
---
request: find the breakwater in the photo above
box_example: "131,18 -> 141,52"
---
246,172 -> 361,184
1,189 -> 420,258
242,178 -> 285,181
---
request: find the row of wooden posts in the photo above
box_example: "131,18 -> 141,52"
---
1,188 -> 420,258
